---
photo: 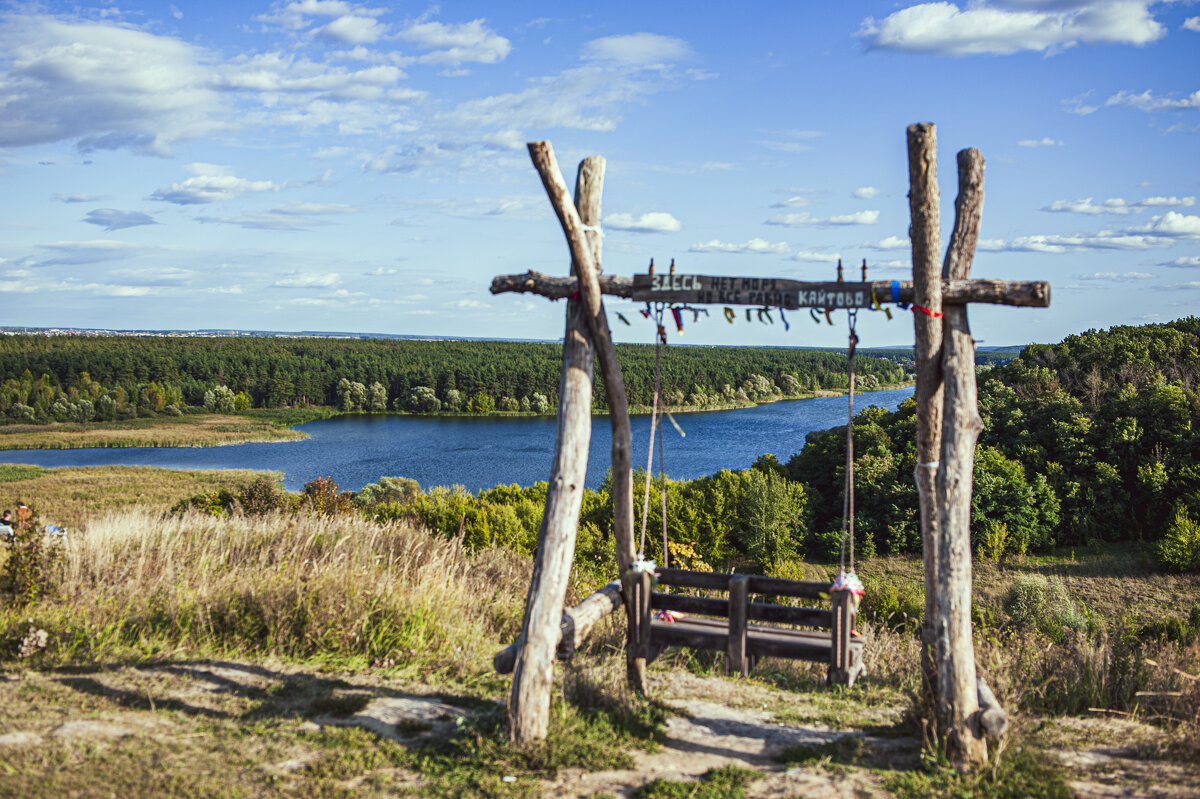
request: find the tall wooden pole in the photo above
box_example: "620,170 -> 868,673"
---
906,122 -> 943,706
936,148 -> 988,767
508,146 -> 602,745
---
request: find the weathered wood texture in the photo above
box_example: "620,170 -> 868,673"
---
639,568 -> 863,686
491,271 -> 1049,308
907,121 -> 945,713
508,144 -> 601,746
556,152 -> 643,692
493,581 -> 623,674
936,147 -> 988,767
975,677 -> 1009,738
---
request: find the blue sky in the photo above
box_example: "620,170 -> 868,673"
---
1,1 -> 1197,348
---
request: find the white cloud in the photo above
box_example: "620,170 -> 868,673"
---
273,272 -> 341,288
315,15 -> 387,44
149,166 -> 281,204
582,33 -> 693,67
1018,137 -> 1063,147
1128,212 -> 1200,238
366,267 -> 397,276
451,298 -> 490,309
1160,256 -> 1200,268
767,210 -> 879,227
1185,17 -> 1200,33
791,251 -> 842,263
859,1 -> 1168,56
853,187 -> 880,199
689,238 -> 790,255
1044,196 -> 1195,215
1103,88 -> 1200,113
53,194 -> 102,203
83,209 -> 158,231
604,212 -> 682,233
978,232 -> 1172,253
1077,271 -> 1155,281
0,15 -> 228,155
864,235 -> 910,250
771,196 -> 814,209
398,18 -> 511,66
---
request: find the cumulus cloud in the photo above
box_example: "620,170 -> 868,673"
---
397,18 -> 511,66
1128,212 -> 1200,238
1043,196 -> 1196,215
315,14 -> 387,44
853,187 -> 880,199
149,164 -> 281,204
582,33 -> 693,66
83,209 -> 158,231
0,15 -> 228,155
1160,256 -> 1200,268
767,210 -> 879,227
864,235 -> 910,250
604,212 -> 682,233
859,1 -> 1168,56
689,238 -> 790,255
1185,17 -> 1200,33
1019,137 -> 1063,147
273,272 -> 341,288
978,233 -> 1171,253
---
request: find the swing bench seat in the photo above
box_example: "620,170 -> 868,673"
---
625,567 -> 865,687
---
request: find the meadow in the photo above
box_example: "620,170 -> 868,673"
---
1,465 -> 1197,797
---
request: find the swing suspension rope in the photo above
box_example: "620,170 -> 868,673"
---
840,309 -> 859,575
638,303 -> 670,569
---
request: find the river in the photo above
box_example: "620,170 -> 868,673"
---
0,387 -> 914,492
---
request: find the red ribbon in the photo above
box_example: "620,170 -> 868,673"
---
912,305 -> 944,318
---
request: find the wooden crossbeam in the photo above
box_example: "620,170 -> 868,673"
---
490,270 -> 1050,309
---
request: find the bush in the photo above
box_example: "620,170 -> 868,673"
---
171,488 -> 236,516
1003,574 -> 1086,640
1158,506 -> 1200,573
2,505 -> 61,604
302,476 -> 354,516
236,476 -> 293,515
355,476 -> 421,514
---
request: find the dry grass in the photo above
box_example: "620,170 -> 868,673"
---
0,413 -> 308,449
0,465 -> 269,528
4,509 -> 531,680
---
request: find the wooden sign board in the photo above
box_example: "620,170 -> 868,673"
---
631,273 -> 877,310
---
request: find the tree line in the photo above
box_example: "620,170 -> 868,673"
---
224,317 -> 1196,577
0,335 -> 908,423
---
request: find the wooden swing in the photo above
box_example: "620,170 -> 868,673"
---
623,274 -> 866,686
495,128 -> 1043,764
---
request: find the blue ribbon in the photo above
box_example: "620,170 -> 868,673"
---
891,280 -> 910,310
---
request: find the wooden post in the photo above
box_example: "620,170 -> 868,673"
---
936,148 -> 988,767
907,122 -> 944,705
526,142 -> 643,691
726,575 -> 749,677
493,581 -> 623,674
508,147 -> 603,746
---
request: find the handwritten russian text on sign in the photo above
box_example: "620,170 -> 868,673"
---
632,274 -> 872,309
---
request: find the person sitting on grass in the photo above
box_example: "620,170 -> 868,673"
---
0,509 -> 12,540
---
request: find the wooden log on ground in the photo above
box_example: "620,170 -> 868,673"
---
975,677 -> 1009,738
490,271 -> 1049,308
494,581 -> 623,674
508,144 -> 601,746
936,147 -> 988,768
907,121 -> 944,711
526,142 -> 644,693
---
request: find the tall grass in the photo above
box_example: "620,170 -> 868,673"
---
3,509 -> 532,681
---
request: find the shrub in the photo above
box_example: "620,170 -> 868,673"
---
355,476 -> 421,514
171,488 -> 236,516
302,476 -> 354,516
236,476 -> 293,515
1003,574 -> 1086,640
2,505 -> 61,604
1158,506 -> 1200,573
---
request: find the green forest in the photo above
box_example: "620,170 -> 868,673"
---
227,316 -> 1195,578
0,335 -> 908,423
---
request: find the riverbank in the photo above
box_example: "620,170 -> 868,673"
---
0,382 -> 912,451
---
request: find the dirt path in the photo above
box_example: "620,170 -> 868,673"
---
1,661 -> 1197,797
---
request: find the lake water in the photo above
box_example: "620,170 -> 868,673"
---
0,387 -> 914,493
